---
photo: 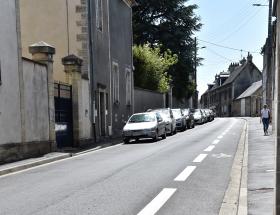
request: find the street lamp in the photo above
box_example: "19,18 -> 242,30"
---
193,37 -> 206,108
252,4 -> 269,6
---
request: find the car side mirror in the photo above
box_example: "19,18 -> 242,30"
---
158,118 -> 163,123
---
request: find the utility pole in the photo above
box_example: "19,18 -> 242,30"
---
194,37 -> 198,109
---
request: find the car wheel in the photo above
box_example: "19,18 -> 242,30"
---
153,130 -> 159,142
192,121 -> 195,128
124,138 -> 130,144
169,125 -> 173,136
187,122 -> 191,129
161,129 -> 167,139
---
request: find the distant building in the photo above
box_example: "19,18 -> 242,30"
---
233,81 -> 262,117
201,54 -> 262,117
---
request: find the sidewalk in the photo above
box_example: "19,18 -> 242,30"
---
0,138 -> 123,177
247,117 -> 275,214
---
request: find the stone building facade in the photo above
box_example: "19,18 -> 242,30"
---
20,0 -> 136,141
201,54 -> 262,117
232,81 -> 262,117
0,1 -> 56,163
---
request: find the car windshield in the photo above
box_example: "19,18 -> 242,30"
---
194,110 -> 201,116
129,114 -> 155,123
172,109 -> 181,118
156,109 -> 169,115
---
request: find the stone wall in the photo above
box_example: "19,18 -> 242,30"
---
0,0 -> 22,145
22,58 -> 50,142
134,88 -> 165,113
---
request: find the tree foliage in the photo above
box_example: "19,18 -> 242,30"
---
133,44 -> 178,93
133,0 -> 202,99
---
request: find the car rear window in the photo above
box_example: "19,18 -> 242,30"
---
129,114 -> 156,123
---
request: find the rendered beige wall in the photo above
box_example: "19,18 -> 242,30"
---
20,0 -> 85,82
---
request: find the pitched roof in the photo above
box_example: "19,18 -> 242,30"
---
222,63 -> 247,86
236,80 -> 262,100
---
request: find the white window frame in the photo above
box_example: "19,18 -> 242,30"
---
125,68 -> 132,105
96,0 -> 103,31
112,62 -> 119,103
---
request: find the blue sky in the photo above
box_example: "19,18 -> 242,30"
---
188,0 -> 268,96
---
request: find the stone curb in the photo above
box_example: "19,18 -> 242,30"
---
0,140 -> 123,177
219,119 -> 248,215
0,154 -> 71,177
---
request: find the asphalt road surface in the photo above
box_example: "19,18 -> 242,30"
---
0,118 -> 244,215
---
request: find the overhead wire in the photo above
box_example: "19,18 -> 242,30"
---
218,7 -> 263,43
204,47 -> 235,62
198,39 -> 261,54
205,2 -> 257,41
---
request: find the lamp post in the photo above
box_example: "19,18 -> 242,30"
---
193,37 -> 206,108
254,1 -> 278,213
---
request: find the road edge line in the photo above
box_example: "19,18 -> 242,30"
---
219,119 -> 247,215
0,154 -> 71,177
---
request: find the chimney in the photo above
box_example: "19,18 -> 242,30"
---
247,52 -> 253,62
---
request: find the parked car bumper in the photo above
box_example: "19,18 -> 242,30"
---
123,130 -> 157,139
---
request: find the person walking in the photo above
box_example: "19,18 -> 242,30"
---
260,104 -> 271,136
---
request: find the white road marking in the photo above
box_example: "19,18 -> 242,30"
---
193,154 -> 208,163
137,188 -> 177,215
217,135 -> 223,139
212,139 -> 220,145
222,132 -> 226,135
174,166 -> 196,181
212,153 -> 232,158
204,145 -> 215,152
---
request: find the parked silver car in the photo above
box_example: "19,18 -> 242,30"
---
147,108 -> 177,135
172,109 -> 187,131
123,112 -> 166,144
193,109 -> 204,124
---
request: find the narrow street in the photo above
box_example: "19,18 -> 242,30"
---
0,118 -> 244,215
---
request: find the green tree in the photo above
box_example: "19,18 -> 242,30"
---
133,44 -> 178,93
133,0 -> 202,99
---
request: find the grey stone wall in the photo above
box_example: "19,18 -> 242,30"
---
0,0 -> 22,145
109,0 -> 134,136
134,88 -> 165,113
22,58 -> 49,142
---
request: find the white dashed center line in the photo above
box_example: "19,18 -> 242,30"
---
204,145 -> 215,152
212,139 -> 220,145
193,154 -> 208,163
174,166 -> 196,181
137,188 -> 177,215
217,135 -> 223,139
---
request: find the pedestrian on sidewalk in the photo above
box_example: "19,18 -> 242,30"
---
260,104 -> 271,136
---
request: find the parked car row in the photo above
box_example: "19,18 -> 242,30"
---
122,108 -> 215,144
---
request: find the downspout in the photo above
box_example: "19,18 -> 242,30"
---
130,5 -> 134,114
15,0 -> 26,143
87,0 -> 96,142
107,0 -> 113,136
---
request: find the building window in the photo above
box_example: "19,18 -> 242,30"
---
96,0 -> 103,31
112,62 -> 119,103
125,68 -> 132,105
